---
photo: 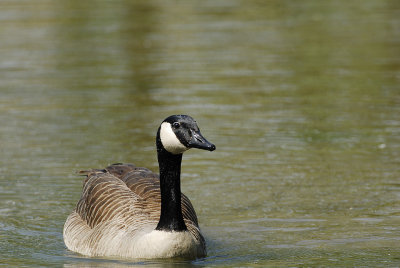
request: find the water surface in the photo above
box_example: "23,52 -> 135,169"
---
1,0 -> 400,267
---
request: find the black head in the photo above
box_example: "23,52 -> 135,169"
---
157,115 -> 216,155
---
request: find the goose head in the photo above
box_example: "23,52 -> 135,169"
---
157,115 -> 216,155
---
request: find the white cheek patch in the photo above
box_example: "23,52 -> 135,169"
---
160,122 -> 189,154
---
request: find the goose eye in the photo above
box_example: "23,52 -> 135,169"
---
172,122 -> 180,129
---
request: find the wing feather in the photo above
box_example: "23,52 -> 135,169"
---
73,163 -> 202,236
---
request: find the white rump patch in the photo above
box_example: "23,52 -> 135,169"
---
160,122 -> 188,154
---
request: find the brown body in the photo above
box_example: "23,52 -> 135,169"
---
63,163 -> 206,258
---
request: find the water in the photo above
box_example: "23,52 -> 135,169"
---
1,0 -> 400,266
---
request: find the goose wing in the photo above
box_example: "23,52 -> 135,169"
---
74,163 -> 201,232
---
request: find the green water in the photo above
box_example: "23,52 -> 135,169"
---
1,0 -> 400,267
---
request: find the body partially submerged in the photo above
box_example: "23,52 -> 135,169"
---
63,115 -> 215,259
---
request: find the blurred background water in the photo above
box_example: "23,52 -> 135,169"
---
1,0 -> 400,267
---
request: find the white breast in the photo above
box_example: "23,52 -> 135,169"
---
131,230 -> 202,258
64,213 -> 204,259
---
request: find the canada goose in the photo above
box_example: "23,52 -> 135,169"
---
63,115 -> 216,259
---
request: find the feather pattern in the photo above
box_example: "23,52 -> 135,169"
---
63,163 -> 206,259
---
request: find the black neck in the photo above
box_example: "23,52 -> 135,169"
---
155,135 -> 187,232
